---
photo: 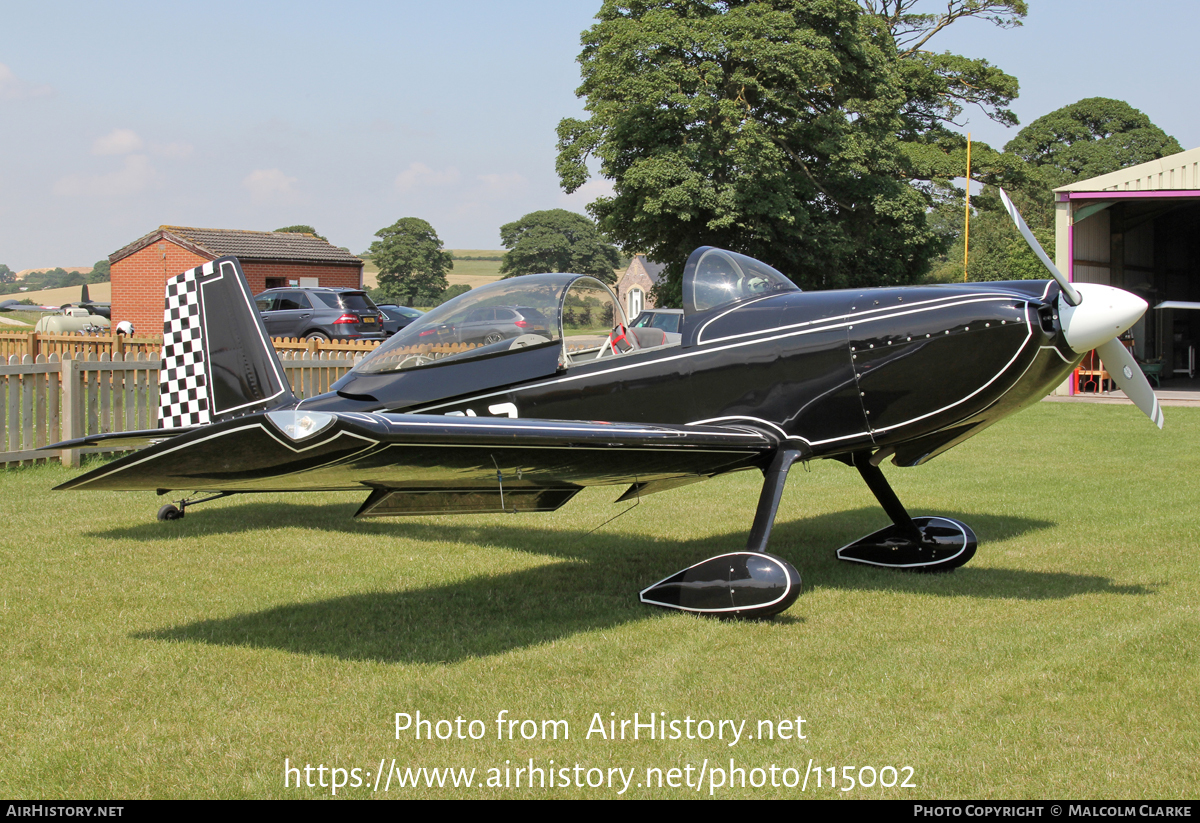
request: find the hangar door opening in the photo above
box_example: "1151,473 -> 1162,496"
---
1070,196 -> 1200,381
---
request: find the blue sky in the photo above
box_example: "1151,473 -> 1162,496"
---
1,0 -> 1196,269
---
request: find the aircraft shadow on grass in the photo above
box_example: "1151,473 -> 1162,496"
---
122,500 -> 1153,665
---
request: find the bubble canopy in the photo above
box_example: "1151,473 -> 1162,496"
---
683,247 -> 798,314
351,249 -> 798,375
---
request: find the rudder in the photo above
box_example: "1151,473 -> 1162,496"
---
159,256 -> 294,429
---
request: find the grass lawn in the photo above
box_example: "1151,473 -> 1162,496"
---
1,402 -> 1196,798
362,253 -> 505,292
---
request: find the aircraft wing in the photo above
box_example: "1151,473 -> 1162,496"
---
0,300 -> 59,312
55,411 -> 777,516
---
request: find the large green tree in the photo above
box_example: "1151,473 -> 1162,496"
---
557,0 -> 1027,302
0,264 -> 13,285
499,209 -> 622,283
367,218 -> 454,308
869,1 -> 1025,183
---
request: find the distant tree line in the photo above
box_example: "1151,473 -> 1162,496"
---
358,208 -> 626,310
274,225 -> 328,241
0,259 -> 110,295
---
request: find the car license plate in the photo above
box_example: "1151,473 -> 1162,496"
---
363,317 -> 376,324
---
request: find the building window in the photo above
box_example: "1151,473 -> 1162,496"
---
628,287 -> 644,320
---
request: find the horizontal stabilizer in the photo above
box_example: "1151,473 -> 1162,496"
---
44,427 -> 197,452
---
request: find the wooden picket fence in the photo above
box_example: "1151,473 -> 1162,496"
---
0,353 -> 161,466
276,350 -> 370,399
0,331 -> 383,362
1,350 -> 368,467
0,331 -> 163,361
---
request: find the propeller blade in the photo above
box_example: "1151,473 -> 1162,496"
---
998,187 -> 1082,307
1096,337 -> 1164,429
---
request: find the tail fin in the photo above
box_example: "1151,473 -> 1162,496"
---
159,256 -> 295,429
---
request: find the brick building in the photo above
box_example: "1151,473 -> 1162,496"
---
614,254 -> 666,321
109,226 -> 363,334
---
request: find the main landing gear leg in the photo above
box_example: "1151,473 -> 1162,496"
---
639,449 -> 803,618
836,451 -> 977,572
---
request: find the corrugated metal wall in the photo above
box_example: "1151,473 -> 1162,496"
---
1072,209 -> 1111,285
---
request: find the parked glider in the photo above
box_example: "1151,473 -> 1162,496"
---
51,191 -> 1160,617
0,300 -> 59,312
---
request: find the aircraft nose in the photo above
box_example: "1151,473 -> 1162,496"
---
1059,283 -> 1148,354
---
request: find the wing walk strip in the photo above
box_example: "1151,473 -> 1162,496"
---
371,414 -> 766,438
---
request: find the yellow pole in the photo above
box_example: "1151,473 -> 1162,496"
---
963,133 -> 971,283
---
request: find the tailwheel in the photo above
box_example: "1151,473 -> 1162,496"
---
154,491 -> 234,522
836,516 -> 977,572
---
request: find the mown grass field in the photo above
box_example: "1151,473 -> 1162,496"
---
1,402 -> 1196,799
362,252 -> 505,292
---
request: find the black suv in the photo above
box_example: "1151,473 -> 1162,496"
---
254,287 -> 384,341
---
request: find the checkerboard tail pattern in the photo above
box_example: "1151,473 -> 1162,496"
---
159,263 -> 212,429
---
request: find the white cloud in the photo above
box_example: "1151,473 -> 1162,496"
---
90,129 -> 192,159
394,162 -> 460,192
53,155 -> 157,198
0,63 -> 53,101
92,128 -> 144,156
243,168 -> 299,202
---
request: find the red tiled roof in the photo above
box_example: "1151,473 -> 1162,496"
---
111,226 -> 362,266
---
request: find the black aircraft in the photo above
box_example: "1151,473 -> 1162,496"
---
51,192 -> 1162,617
